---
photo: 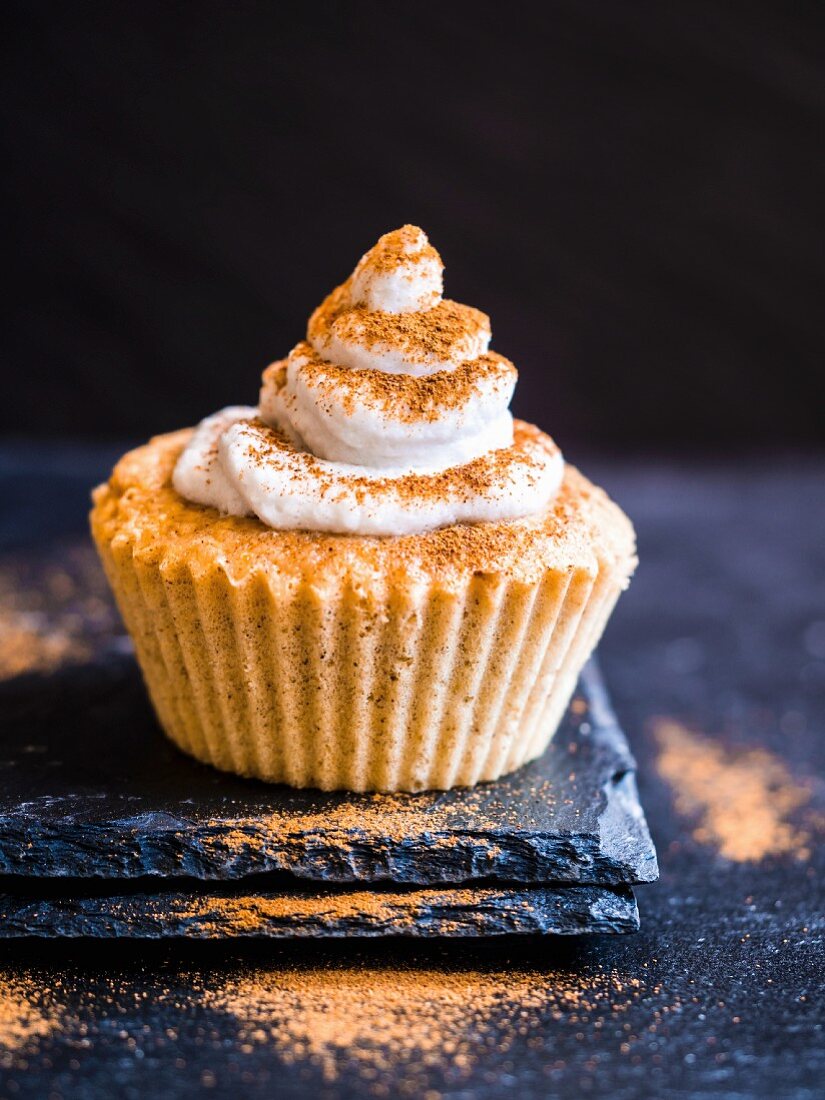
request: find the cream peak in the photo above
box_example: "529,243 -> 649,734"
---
349,225 -> 443,314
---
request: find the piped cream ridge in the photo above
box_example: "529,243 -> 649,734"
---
172,226 -> 564,536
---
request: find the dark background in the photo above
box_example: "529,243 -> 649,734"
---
3,1 -> 824,454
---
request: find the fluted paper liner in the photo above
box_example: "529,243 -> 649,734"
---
93,520 -> 631,792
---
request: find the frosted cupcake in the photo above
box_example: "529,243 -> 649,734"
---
91,226 -> 636,791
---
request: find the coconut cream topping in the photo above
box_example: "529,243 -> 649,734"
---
173,226 -> 564,535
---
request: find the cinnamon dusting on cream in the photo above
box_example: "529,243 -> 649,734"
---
310,295 -> 490,368
239,418 -> 556,506
263,345 -> 516,423
172,224 -> 566,534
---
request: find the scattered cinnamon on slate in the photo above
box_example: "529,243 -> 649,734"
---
0,974 -> 61,1054
0,547 -> 122,680
194,963 -> 651,1084
654,719 -> 817,862
0,956 -> 663,1088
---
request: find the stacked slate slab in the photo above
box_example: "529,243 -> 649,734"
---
0,651 -> 657,938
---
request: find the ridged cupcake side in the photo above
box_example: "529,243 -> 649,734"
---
91,481 -> 634,791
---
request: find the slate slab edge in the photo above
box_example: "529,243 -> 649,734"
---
0,663 -> 658,886
0,881 -> 640,938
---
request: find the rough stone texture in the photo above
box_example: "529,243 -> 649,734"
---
0,657 -> 657,886
0,879 -> 639,938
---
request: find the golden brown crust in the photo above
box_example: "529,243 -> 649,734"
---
91,424 -> 636,594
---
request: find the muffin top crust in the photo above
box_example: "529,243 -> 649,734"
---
92,425 -> 636,595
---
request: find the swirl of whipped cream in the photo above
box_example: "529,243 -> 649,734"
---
259,344 -> 516,471
173,225 -> 564,536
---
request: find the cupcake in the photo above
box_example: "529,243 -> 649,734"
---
91,226 -> 636,791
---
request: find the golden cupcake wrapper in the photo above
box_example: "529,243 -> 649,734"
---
93,524 -> 629,791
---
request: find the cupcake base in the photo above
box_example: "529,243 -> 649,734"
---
91,427 -> 636,792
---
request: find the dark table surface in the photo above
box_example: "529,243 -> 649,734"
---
0,446 -> 822,1099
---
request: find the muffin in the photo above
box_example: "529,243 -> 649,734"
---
91,226 -> 636,791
